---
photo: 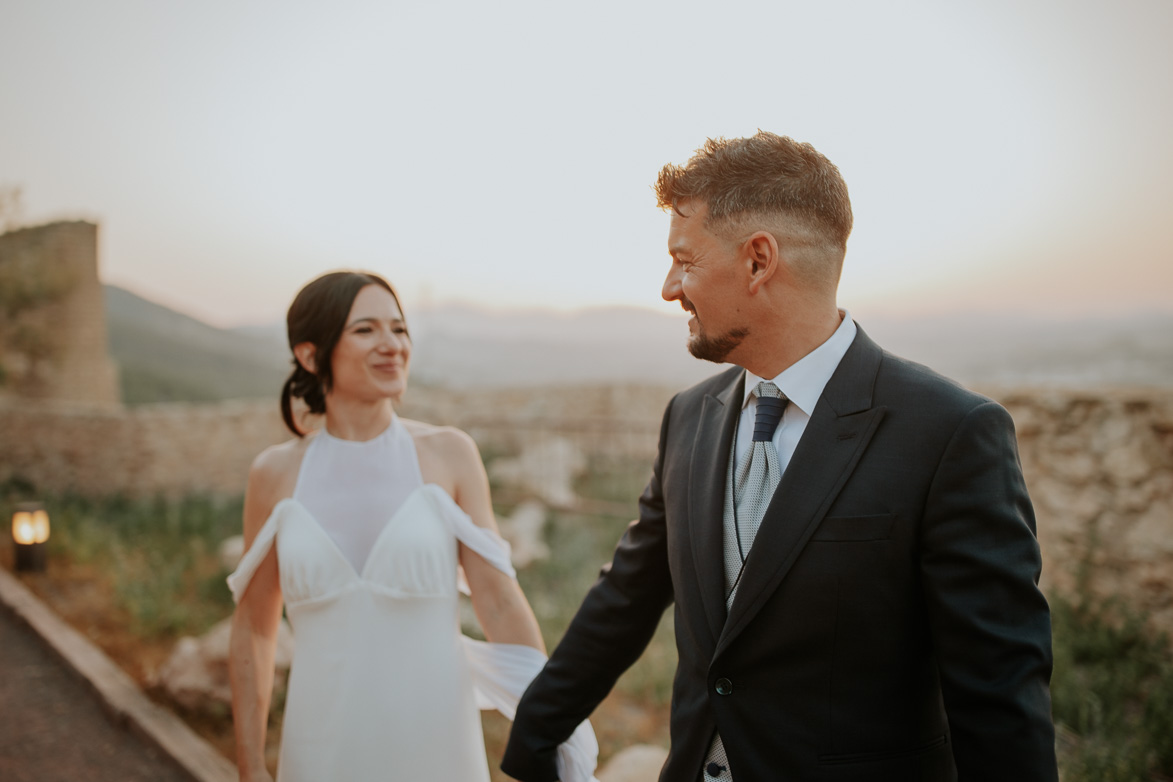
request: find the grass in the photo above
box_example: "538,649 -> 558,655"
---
1051,587 -> 1173,781
3,480 -> 239,639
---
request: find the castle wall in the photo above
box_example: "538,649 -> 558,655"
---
0,385 -> 1170,635
0,221 -> 120,407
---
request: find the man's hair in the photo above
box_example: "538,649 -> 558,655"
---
655,132 -> 853,284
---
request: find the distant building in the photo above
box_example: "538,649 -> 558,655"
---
0,221 -> 120,407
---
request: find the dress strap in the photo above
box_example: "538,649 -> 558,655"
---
423,485 -> 516,583
226,500 -> 288,604
461,637 -> 599,782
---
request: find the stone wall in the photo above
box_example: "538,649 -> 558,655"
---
0,385 -> 671,499
0,221 -> 120,408
1001,389 -> 1173,632
1,385 -> 1170,634
0,399 -> 288,498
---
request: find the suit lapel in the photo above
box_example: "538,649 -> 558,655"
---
688,370 -> 744,646
715,326 -> 888,657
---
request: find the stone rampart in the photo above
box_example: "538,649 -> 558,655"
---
0,222 -> 119,407
1,385 -> 1170,634
1001,388 -> 1173,632
0,399 -> 288,498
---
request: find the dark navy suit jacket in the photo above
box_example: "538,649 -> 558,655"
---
503,325 -> 1058,781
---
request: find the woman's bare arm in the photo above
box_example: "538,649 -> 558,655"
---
228,448 -> 292,782
431,427 -> 546,652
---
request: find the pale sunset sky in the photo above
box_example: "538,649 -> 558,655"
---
1,0 -> 1170,327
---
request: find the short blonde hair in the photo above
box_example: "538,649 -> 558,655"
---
655,131 -> 853,251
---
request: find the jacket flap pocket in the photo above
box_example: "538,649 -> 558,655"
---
811,513 -> 894,542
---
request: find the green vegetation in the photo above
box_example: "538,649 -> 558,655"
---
118,365 -> 223,406
1051,587 -> 1173,781
3,480 -> 240,638
104,285 -> 289,406
516,506 -> 676,706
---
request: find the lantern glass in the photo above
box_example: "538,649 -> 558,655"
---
31,510 -> 50,543
11,505 -> 49,545
13,511 -> 34,545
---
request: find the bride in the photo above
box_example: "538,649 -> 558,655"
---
227,271 -> 596,782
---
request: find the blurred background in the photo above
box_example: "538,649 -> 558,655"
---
1,2 -> 1171,780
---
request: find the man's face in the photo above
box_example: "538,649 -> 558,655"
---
662,202 -> 748,364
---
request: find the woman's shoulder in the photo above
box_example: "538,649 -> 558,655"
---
248,435 -> 314,497
402,421 -> 480,470
400,418 -> 478,458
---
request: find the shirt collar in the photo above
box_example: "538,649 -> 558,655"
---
742,310 -> 857,417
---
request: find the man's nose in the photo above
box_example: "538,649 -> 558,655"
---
662,266 -> 682,302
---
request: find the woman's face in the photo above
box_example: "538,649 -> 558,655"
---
328,284 -> 411,403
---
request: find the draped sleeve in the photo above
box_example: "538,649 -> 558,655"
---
462,637 -> 600,782
424,484 -> 516,593
430,487 -> 599,781
225,500 -> 287,604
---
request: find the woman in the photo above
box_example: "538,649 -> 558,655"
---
227,271 -> 596,782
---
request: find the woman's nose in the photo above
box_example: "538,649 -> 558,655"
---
378,329 -> 404,352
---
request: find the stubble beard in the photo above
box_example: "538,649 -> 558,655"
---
688,323 -> 749,364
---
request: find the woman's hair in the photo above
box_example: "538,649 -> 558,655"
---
280,270 -> 405,436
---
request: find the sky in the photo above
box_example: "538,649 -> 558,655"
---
1,0 -> 1170,328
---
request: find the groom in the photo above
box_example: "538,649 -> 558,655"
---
502,132 -> 1058,781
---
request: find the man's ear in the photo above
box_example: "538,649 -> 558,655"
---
293,342 -> 317,375
744,231 -> 779,294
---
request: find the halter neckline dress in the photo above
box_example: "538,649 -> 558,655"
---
228,416 -> 599,782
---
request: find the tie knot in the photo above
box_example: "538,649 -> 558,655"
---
752,381 -> 786,442
755,381 -> 782,400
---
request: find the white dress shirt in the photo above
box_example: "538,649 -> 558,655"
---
734,311 -> 857,476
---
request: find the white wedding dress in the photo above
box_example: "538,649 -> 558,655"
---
228,416 -> 597,782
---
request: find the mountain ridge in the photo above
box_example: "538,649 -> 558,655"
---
104,284 -> 1173,404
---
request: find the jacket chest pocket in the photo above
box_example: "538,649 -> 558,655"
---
810,513 -> 895,542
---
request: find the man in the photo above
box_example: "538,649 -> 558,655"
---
503,132 -> 1057,781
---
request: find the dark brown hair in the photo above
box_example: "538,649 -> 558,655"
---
280,271 -> 405,436
654,131 -> 853,250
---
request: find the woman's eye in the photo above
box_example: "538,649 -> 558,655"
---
355,326 -> 373,334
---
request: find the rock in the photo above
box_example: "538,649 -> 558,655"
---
1123,501 -> 1173,559
1049,452 -> 1098,484
1102,445 -> 1152,486
1114,485 -> 1155,514
1006,402 -> 1045,438
1033,481 -> 1107,538
597,744 -> 669,782
496,500 -> 550,568
1093,413 -> 1133,452
488,436 -> 587,508
154,615 -> 294,712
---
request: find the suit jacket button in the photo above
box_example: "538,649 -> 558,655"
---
715,677 -> 733,696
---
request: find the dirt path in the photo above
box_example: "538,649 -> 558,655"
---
0,604 -> 192,782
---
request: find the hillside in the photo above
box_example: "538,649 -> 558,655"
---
104,286 -> 289,404
104,285 -> 1173,405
